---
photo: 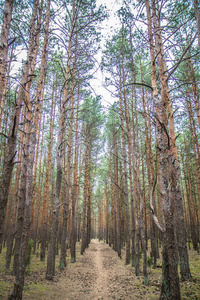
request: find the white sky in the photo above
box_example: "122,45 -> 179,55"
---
91,0 -> 123,109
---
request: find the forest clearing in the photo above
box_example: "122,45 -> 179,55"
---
0,0 -> 200,299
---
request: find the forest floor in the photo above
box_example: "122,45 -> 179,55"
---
0,239 -> 200,299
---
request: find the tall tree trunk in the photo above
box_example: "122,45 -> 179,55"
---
70,91 -> 80,263
183,141 -> 199,252
5,129 -> 24,270
60,34 -> 77,268
193,0 -> 200,49
33,119 -> 45,254
81,138 -> 90,255
0,42 -> 14,130
140,61 -> 158,267
119,66 -> 130,265
0,0 -> 14,108
40,81 -> 55,262
0,0 -> 39,243
46,124 -> 63,280
145,1 -> 181,298
121,59 -> 135,266
185,53 -> 200,128
151,0 -> 191,282
113,134 -> 121,258
9,2 -> 45,296
46,0 -> 78,279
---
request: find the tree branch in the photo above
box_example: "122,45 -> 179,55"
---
119,82 -> 153,91
167,32 -> 197,80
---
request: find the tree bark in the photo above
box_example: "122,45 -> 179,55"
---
0,0 -> 39,243
81,138 -> 90,255
193,0 -> 200,49
119,68 -> 130,265
70,90 -> 80,263
60,31 -> 77,268
145,1 -> 181,298
40,80 -> 55,262
0,0 -> 14,109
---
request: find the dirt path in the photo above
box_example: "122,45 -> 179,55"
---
92,240 -> 109,299
21,239 -> 160,300
1,239 -> 200,299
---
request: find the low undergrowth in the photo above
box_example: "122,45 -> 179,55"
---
0,242 -> 199,299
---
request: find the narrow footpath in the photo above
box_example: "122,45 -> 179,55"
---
23,239 -> 160,300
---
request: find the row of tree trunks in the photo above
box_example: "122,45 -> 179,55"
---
9,1 -> 52,298
0,0 -> 39,246
46,0 -> 77,279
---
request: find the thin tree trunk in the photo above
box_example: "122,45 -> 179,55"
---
193,0 -> 200,49
70,91 -> 80,263
119,66 -> 130,265
0,0 -> 39,243
40,81 -> 55,262
5,129 -> 24,270
0,42 -> 14,130
81,139 -> 90,255
114,136 -> 121,258
0,0 -> 14,107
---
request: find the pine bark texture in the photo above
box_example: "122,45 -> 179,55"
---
0,0 -> 39,243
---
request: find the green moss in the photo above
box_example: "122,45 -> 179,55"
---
26,239 -> 34,267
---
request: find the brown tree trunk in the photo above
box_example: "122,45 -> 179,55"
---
119,68 -> 130,265
9,2 -> 44,296
185,88 -> 200,204
40,81 -> 55,262
186,53 -> 200,128
5,129 -> 24,270
152,0 -> 191,282
113,134 -> 121,258
46,128 -> 63,280
33,120 -> 45,254
0,42 -> 14,130
141,60 -> 158,267
46,0 -> 77,278
70,90 -> 80,263
0,0 -> 14,108
145,1 -> 181,298
193,0 -> 200,49
60,33 -> 77,268
0,0 -> 39,243
183,141 -> 199,252
121,56 -> 135,266
81,138 -> 90,255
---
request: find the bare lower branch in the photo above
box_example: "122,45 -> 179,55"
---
167,32 -> 197,80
